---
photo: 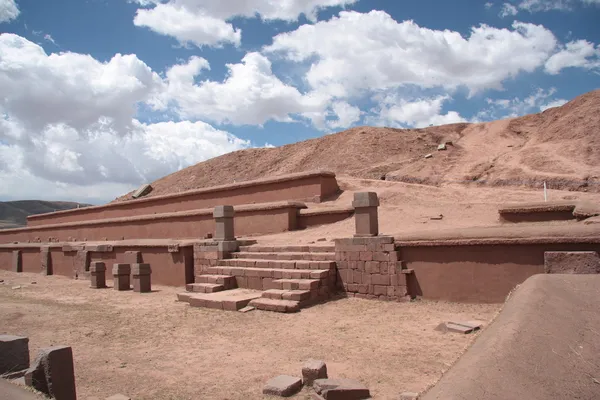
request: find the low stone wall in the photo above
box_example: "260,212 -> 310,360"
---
0,241 -> 196,286
27,171 -> 339,226
395,225 -> 600,303
498,201 -> 576,223
335,236 -> 410,301
0,202 -> 305,243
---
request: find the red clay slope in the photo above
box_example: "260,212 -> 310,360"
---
422,274 -> 600,400
115,89 -> 600,202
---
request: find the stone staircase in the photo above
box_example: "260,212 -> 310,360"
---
178,244 -> 337,313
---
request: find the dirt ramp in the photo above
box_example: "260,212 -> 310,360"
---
422,274 -> 600,400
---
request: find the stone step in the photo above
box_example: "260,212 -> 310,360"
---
233,252 -> 336,261
262,289 -> 313,302
248,298 -> 300,313
185,283 -> 224,293
205,266 -> 330,280
272,279 -> 320,291
177,289 -> 262,311
219,258 -> 336,270
195,274 -> 237,289
239,245 -> 334,253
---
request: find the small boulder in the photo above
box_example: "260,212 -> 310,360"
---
424,154 -> 433,159
263,375 -> 303,397
106,394 -> 131,400
313,378 -> 370,400
302,359 -> 328,386
399,392 -> 420,400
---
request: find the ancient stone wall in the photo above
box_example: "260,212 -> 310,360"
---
27,171 -> 339,226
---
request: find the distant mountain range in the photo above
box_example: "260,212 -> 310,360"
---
0,200 -> 92,229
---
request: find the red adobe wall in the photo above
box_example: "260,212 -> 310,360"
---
27,171 -> 339,226
395,225 -> 600,303
0,242 -> 196,287
0,202 -> 305,243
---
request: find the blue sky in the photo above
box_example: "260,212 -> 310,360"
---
0,0 -> 599,203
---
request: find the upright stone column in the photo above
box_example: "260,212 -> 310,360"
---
213,205 -> 235,241
89,261 -> 107,289
112,264 -> 131,291
132,263 -> 152,293
12,250 -> 22,273
352,192 -> 379,237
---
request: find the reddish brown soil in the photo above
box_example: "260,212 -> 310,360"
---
115,89 -> 600,201
0,271 -> 500,400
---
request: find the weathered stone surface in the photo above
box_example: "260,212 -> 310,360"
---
313,378 -> 370,400
302,359 -> 328,386
263,375 -> 303,397
41,249 -> 52,275
12,250 -> 22,273
25,346 -> 77,400
352,192 -> 379,208
214,205 -> 235,241
435,321 -> 482,334
90,261 -> 107,289
544,251 -> 600,274
132,263 -> 151,293
0,335 -> 29,375
112,264 -> 131,291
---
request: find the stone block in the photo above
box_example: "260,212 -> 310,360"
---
112,264 -> 131,291
352,192 -> 379,208
132,263 -> 151,293
41,249 -> 52,275
544,251 -> 600,274
89,262 -> 107,289
302,359 -> 328,386
213,205 -> 234,218
124,251 -> 142,264
313,378 -> 370,400
25,346 -> 76,400
12,250 -> 22,273
217,240 -> 239,252
263,375 -> 303,397
0,335 -> 29,375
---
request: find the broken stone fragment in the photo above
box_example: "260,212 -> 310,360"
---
302,359 -> 328,386
0,335 -> 29,375
25,345 -> 77,400
263,375 -> 303,397
313,378 -> 370,400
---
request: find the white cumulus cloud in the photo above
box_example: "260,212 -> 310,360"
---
132,0 -> 357,47
0,0 -> 19,23
370,94 -> 466,128
0,34 -> 250,203
265,11 -> 558,97
161,52 -> 328,126
544,39 -> 600,74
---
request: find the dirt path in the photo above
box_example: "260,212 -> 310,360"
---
0,271 -> 500,399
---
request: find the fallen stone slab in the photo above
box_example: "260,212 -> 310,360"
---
25,345 -> 77,400
0,335 -> 29,375
302,359 -> 328,386
313,378 -> 370,400
435,320 -> 483,334
263,375 -> 303,397
238,306 -> 255,313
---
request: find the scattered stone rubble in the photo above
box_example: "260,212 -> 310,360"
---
264,360 -> 370,399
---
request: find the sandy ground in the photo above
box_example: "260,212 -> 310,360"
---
0,271 -> 500,400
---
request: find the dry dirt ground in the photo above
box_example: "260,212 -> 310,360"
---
0,271 -> 500,400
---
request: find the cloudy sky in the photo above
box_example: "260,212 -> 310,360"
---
0,0 -> 599,204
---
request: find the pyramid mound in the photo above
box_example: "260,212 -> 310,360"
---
115,89 -> 600,202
